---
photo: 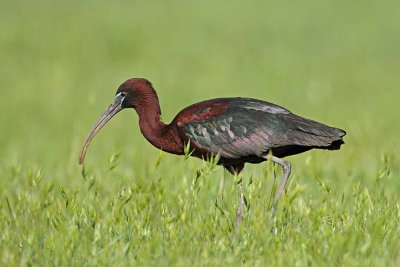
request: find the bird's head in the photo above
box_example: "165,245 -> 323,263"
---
116,78 -> 156,109
78,78 -> 156,164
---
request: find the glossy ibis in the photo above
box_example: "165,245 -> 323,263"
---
79,78 -> 346,227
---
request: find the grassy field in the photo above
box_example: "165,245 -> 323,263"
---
1,0 -> 399,266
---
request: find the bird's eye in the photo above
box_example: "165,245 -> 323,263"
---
120,92 -> 127,97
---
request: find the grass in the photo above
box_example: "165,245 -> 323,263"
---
1,0 -> 399,266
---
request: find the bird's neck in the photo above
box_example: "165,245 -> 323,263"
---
135,99 -> 183,155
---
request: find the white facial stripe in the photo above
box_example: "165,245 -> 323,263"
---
115,92 -> 126,105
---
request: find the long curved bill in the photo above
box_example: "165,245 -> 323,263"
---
79,94 -> 125,164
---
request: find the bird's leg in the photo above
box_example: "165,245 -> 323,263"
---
225,164 -> 245,241
219,169 -> 227,208
234,177 -> 245,239
235,178 -> 244,228
265,155 -> 292,217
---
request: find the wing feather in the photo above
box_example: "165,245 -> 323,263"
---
178,98 -> 345,159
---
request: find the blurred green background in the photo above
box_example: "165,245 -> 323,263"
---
1,0 -> 399,265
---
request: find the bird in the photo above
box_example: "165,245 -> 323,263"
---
79,78 -> 346,229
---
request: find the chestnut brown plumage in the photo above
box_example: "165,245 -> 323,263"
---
79,78 -> 346,227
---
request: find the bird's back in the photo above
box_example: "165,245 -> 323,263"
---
173,97 -> 345,163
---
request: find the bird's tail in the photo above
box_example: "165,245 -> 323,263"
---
284,114 -> 346,149
325,137 -> 345,150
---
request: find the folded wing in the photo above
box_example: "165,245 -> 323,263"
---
178,98 -> 345,159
